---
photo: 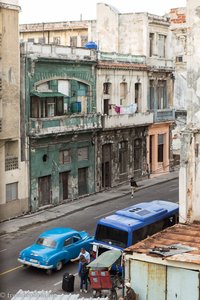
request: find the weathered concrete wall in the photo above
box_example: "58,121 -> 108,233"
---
96,3 -> 119,52
0,3 -> 28,221
187,0 -> 200,124
96,66 -> 149,114
179,0 -> 200,223
96,126 -> 147,192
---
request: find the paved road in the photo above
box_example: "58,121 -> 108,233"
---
0,170 -> 179,236
0,177 -> 179,299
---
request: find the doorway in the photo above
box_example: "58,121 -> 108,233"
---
38,176 -> 51,207
59,172 -> 69,201
78,167 -> 88,196
102,144 -> 111,188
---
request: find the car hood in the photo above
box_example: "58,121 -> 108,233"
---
20,244 -> 58,258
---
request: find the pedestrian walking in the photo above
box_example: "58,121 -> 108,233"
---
130,177 -> 138,198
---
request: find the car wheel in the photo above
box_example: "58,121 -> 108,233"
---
55,261 -> 63,271
46,269 -> 52,275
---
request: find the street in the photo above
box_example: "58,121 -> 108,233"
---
0,179 -> 178,298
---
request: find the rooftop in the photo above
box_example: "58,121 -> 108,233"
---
124,222 -> 200,266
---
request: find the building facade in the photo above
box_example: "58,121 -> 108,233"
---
169,8 -> 187,164
20,43 -> 100,211
96,4 -> 175,176
179,0 -> 200,223
95,53 -> 152,190
0,0 -> 28,221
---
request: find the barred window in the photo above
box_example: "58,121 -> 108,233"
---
6,182 -> 18,201
5,157 -> 18,171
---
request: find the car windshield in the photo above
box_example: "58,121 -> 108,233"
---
36,237 -> 56,248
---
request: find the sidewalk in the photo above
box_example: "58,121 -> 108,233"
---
0,171 -> 179,236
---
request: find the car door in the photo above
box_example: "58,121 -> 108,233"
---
63,234 -> 82,259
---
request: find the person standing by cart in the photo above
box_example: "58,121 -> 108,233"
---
79,255 -> 89,293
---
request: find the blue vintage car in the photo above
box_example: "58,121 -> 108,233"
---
18,227 -> 94,273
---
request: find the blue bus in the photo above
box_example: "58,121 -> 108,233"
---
93,200 -> 179,256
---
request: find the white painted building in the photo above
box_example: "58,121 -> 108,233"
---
179,0 -> 200,223
124,1 -> 200,299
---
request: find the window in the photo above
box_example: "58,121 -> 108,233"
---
38,37 -> 45,44
119,141 -> 128,174
5,141 -> 18,171
53,37 -> 60,45
158,34 -> 166,58
103,82 -> 111,95
59,150 -> 71,164
64,238 -> 73,247
28,38 -> 35,43
95,224 -> 128,248
135,83 -> 141,112
36,237 -> 56,248
78,147 -> 88,161
158,134 -> 164,162
6,182 -> 18,201
70,36 -> 77,47
149,80 -> 155,110
31,96 -> 64,118
81,35 -> 88,47
134,139 -> 142,174
120,82 -> 128,105
176,56 -> 183,62
47,101 -> 55,117
158,80 -> 167,109
149,33 -> 154,57
132,214 -> 177,244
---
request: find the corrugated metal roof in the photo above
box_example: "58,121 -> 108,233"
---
124,222 -> 200,264
12,290 -> 108,300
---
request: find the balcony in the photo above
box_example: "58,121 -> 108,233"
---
147,57 -> 174,70
29,113 -> 102,137
153,109 -> 175,123
102,112 -> 153,129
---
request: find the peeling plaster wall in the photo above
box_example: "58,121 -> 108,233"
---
96,3 -> 119,53
0,2 -> 28,221
96,127 -> 147,192
179,0 -> 200,223
187,0 -> 200,124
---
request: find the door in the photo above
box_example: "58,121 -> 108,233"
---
167,267 -> 199,300
102,144 -> 111,188
78,167 -> 88,196
38,176 -> 51,206
149,135 -> 153,173
104,99 -> 109,115
59,172 -> 69,201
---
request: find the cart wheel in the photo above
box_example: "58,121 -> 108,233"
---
92,290 -> 97,297
46,269 -> 52,275
109,289 -> 117,300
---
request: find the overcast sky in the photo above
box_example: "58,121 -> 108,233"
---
18,0 -> 187,24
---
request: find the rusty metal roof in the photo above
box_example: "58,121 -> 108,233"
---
124,222 -> 200,264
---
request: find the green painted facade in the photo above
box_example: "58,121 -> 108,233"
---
24,55 -> 100,211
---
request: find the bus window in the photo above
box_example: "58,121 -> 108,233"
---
95,224 -> 128,248
132,226 -> 148,244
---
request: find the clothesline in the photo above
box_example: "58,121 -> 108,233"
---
113,103 -> 137,114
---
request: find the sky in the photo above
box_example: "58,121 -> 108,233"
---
18,0 -> 187,24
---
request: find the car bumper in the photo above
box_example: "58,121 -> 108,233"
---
18,258 -> 53,270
